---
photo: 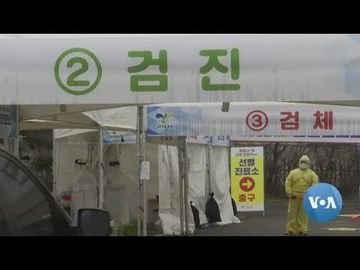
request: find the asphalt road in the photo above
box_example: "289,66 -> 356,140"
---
193,200 -> 360,236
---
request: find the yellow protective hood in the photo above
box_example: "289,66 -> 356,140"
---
299,155 -> 310,169
299,155 -> 310,163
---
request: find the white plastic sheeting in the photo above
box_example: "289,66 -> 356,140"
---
158,143 -> 239,234
53,130 -> 160,226
104,183 -> 130,225
53,126 -> 238,233
158,145 -> 196,234
210,146 -> 241,225
104,142 -> 159,222
19,104 -> 120,121
54,129 -> 95,139
53,131 -> 97,195
103,144 -> 131,224
20,105 -> 134,131
53,131 -> 100,221
83,106 -> 138,132
19,105 -> 122,132
186,143 -> 208,226
71,173 -> 98,223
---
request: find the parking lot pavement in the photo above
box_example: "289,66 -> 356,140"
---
193,200 -> 360,236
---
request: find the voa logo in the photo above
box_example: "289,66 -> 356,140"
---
303,183 -> 342,222
308,196 -> 337,209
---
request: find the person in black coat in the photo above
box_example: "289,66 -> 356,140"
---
205,192 -> 222,224
190,201 -> 200,229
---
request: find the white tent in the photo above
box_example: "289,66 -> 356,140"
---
53,130 -> 156,228
0,104 -> 126,159
24,101 -> 360,236
41,100 -> 360,235
19,104 -> 132,131
50,103 -> 244,234
53,130 -> 239,235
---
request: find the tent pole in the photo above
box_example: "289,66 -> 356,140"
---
183,139 -> 190,234
14,105 -> 20,158
98,127 -> 104,209
178,139 -> 184,235
137,106 -> 146,236
52,129 -> 57,196
208,144 -> 213,194
137,122 -> 141,236
140,106 -> 147,236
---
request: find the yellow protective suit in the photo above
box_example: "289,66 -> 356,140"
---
285,155 -> 318,234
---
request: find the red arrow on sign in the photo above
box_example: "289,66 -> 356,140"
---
239,177 -> 255,192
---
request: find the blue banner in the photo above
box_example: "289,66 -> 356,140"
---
147,106 -> 202,136
102,129 -> 136,144
147,106 -> 231,145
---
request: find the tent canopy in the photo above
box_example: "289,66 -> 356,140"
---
19,105 -> 137,131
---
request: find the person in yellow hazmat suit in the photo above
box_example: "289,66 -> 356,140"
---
285,155 -> 318,235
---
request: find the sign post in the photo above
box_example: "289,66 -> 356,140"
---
230,147 -> 264,214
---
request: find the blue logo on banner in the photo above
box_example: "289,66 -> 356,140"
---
303,183 -> 342,223
147,106 -> 202,136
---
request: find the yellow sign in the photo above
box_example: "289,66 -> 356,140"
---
230,147 -> 264,212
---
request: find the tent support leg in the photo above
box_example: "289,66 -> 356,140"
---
14,105 -> 20,158
208,144 -> 213,194
183,140 -> 190,234
98,127 -> 104,209
52,130 -> 57,196
178,139 -> 185,235
137,106 -> 146,236
178,137 -> 190,235
141,108 -> 147,236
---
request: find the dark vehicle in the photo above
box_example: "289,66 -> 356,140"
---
0,148 -> 111,236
